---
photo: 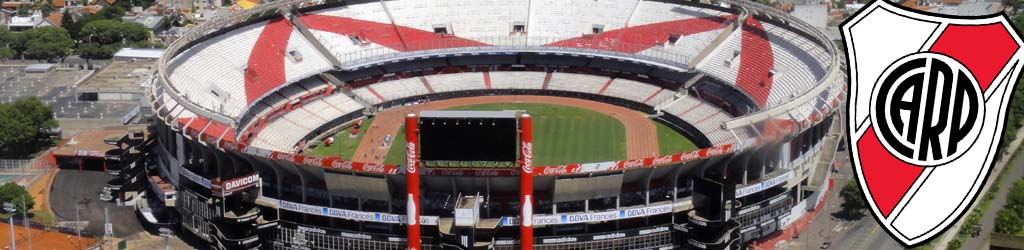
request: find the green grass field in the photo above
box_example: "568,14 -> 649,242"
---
305,117 -> 375,159
655,122 -> 699,155
376,103 -> 627,165
308,103 -> 698,166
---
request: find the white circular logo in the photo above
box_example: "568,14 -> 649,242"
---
869,52 -> 984,166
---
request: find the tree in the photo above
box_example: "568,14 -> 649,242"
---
0,97 -> 57,156
0,183 -> 33,214
15,3 -> 31,17
60,8 -> 71,27
0,47 -> 15,63
834,0 -> 846,9
97,5 -> 125,20
993,179 -> 1024,235
996,208 -> 1024,234
22,27 -> 74,62
1007,180 -> 1024,207
77,43 -> 120,63
33,0 -> 54,17
839,180 -> 867,219
78,20 -> 151,60
1006,0 -> 1024,14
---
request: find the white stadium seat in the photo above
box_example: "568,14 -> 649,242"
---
628,1 -> 722,26
387,0 -> 531,37
488,71 -> 546,89
547,73 -> 607,94
527,0 -> 638,41
251,93 -> 364,151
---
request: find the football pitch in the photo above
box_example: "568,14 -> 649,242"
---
308,102 -> 698,166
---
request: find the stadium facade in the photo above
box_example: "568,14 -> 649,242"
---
132,0 -> 847,249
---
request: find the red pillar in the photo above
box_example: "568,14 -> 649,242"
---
519,114 -> 534,250
405,114 -> 421,250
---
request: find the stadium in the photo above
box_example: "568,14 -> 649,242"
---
138,0 -> 846,249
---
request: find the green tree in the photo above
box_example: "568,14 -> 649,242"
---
60,8 -> 71,27
22,27 -> 74,62
78,20 -> 151,60
0,47 -> 15,62
0,97 -> 57,156
97,5 -> 125,20
839,180 -> 867,219
7,31 -> 26,60
15,3 -> 31,17
834,0 -> 846,9
1006,0 -> 1024,14
1007,180 -> 1024,206
77,43 -> 119,62
34,0 -> 54,17
996,208 -> 1024,234
0,183 -> 33,214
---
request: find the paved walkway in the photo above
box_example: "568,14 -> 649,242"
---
782,147 -> 855,250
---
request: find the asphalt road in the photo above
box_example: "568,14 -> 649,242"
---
782,146 -> 906,250
49,169 -> 145,238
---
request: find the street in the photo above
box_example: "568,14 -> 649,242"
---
783,147 -> 905,250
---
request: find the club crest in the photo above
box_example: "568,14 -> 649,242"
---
842,0 -> 1024,246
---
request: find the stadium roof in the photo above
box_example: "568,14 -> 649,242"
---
791,4 -> 827,28
24,64 -> 55,73
420,110 -> 520,119
113,48 -> 164,60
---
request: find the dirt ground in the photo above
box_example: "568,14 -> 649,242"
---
28,169 -> 56,217
351,95 -> 659,164
0,220 -> 99,250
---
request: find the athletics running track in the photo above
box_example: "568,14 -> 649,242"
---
351,95 -> 660,164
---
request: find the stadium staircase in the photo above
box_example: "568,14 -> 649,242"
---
526,0 -> 537,38
378,0 -> 411,51
612,0 -> 644,43
652,90 -> 687,113
683,73 -> 706,89
809,113 -> 843,191
688,13 -> 745,69
318,73 -> 375,109
283,9 -> 346,70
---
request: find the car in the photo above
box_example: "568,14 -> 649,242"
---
821,241 -> 831,249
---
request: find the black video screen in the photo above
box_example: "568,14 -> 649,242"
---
419,117 -> 518,162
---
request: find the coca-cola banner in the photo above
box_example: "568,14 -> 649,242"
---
534,144 -> 734,176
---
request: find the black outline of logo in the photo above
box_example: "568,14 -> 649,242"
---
841,0 -> 1024,247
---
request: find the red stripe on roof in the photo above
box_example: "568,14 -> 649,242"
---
735,18 -> 774,106
299,14 -> 488,52
546,15 -> 734,53
244,19 -> 294,104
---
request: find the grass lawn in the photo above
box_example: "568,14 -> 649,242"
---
333,103 -> 696,166
382,103 -> 629,165
384,125 -> 407,165
655,121 -> 699,155
0,210 -> 52,226
305,117 -> 375,159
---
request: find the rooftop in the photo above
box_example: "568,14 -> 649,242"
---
24,64 -> 55,73
76,60 -> 155,93
790,4 -> 827,28
53,129 -> 131,158
113,48 -> 165,60
123,15 -> 163,30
